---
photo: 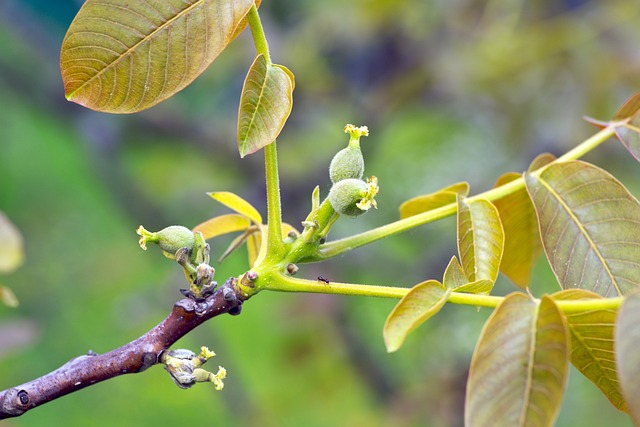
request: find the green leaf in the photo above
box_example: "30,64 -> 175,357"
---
442,256 -> 492,294
399,182 -> 469,219
193,214 -> 252,240
528,153 -> 556,172
60,0 -> 254,113
207,192 -> 263,225
465,294 -> 569,427
383,280 -> 450,353
0,211 -> 24,274
457,197 -> 504,283
525,161 -> 640,296
553,289 -> 626,412
493,172 -> 542,288
616,292 -> 640,424
443,255 -> 468,289
454,279 -> 493,295
237,54 -> 295,157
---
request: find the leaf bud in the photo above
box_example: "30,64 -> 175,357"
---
328,176 -> 379,217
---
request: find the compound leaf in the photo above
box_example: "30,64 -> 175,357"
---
493,172 -> 542,288
193,214 -> 252,240
465,294 -> 569,427
61,0 -> 254,113
237,54 -> 294,157
553,289 -> 626,411
457,197 -> 504,283
383,280 -> 450,353
525,161 -> 640,296
208,191 -> 262,225
399,182 -> 469,219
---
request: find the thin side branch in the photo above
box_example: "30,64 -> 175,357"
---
0,278 -> 243,419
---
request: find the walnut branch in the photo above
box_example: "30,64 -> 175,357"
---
0,278 -> 243,420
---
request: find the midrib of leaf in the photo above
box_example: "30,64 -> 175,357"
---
537,175 -> 620,295
242,57 -> 272,143
67,0 -> 213,100
519,300 -> 540,425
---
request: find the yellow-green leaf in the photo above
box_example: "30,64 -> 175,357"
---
457,197 -> 504,283
399,182 -> 469,219
454,279 -> 493,295
525,161 -> 640,296
528,152 -> 556,172
465,294 -> 569,427
208,192 -> 262,225
246,226 -> 263,268
493,172 -> 542,288
553,289 -> 626,411
616,292 -> 640,424
0,211 -> 24,274
60,0 -> 254,113
383,280 -> 450,353
443,255 -> 468,289
193,214 -> 252,240
237,54 -> 294,157
442,255 -> 493,294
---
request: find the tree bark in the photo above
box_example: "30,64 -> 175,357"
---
0,278 -> 242,419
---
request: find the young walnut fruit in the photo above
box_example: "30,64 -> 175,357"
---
328,177 -> 379,217
137,225 -> 195,257
329,124 -> 368,184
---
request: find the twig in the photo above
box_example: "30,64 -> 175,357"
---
0,278 -> 243,419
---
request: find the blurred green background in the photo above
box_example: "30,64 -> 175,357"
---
1,0 -> 640,426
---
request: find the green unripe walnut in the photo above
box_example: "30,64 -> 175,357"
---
329,124 -> 369,184
328,177 -> 379,217
137,225 -> 195,257
329,145 -> 364,183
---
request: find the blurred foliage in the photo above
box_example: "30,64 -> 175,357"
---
1,0 -> 639,426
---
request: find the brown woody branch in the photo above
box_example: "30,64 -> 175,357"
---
0,278 -> 243,419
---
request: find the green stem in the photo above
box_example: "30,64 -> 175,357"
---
265,143 -> 284,254
247,5 -> 270,60
310,125 -> 617,262
264,273 -> 625,312
247,4 -> 284,254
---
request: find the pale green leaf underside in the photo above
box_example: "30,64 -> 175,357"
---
525,161 -> 640,296
493,172 -> 542,288
553,289 -> 626,412
61,0 -> 254,113
465,294 -> 568,427
237,54 -> 294,157
399,182 -> 469,219
457,197 -> 505,283
383,280 -> 449,353
208,192 -> 263,225
615,292 -> 640,424
192,213 -> 252,240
